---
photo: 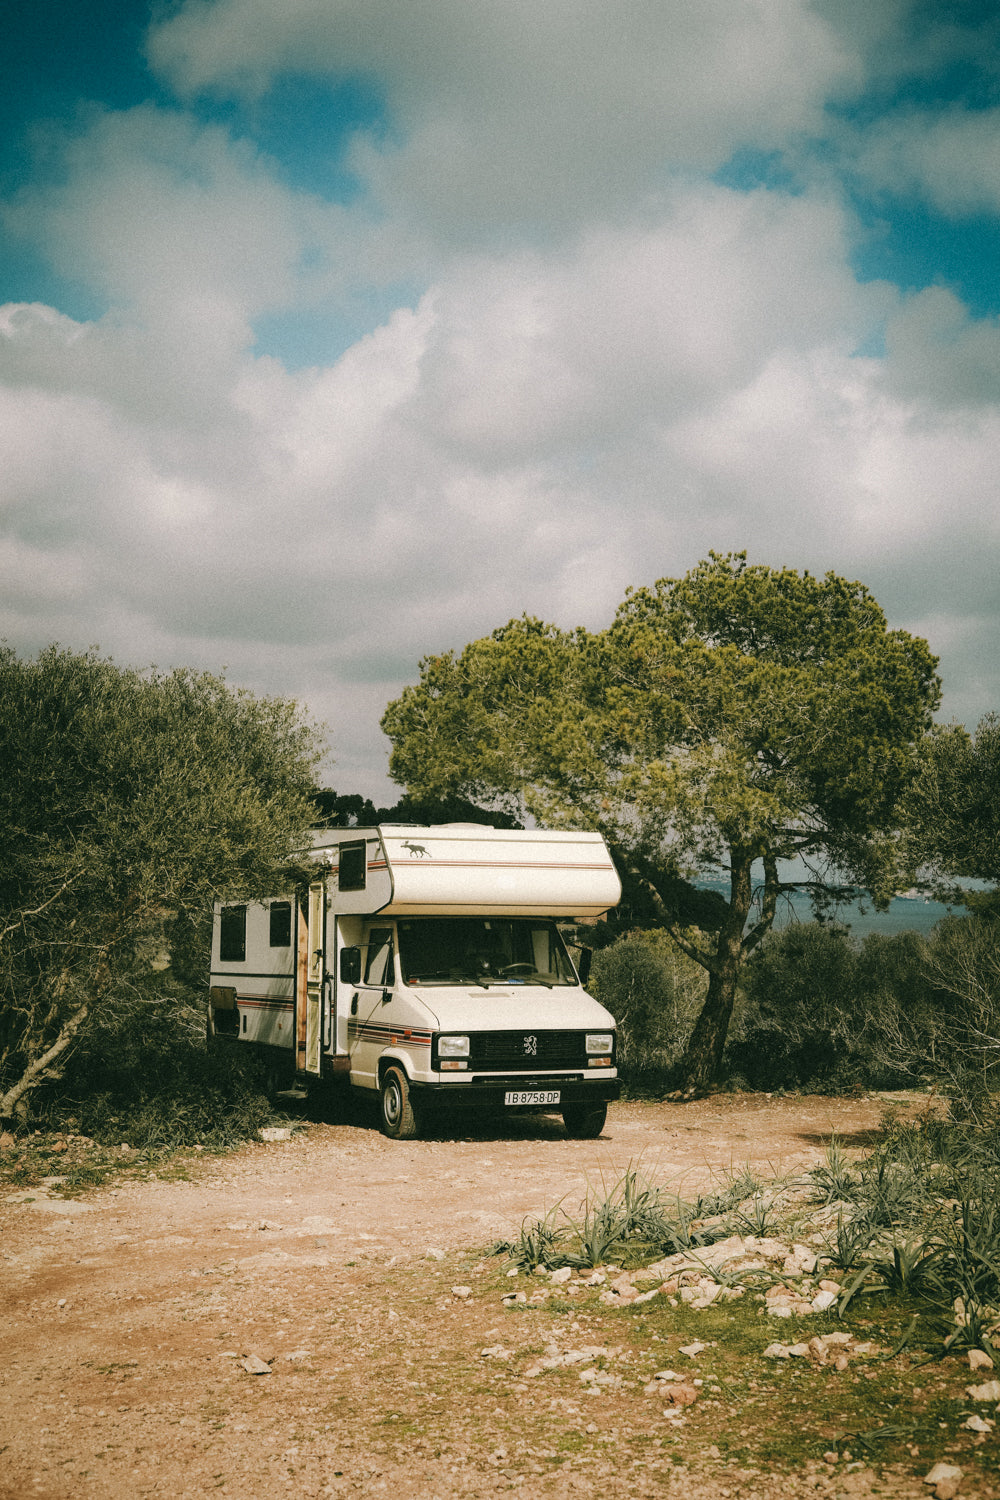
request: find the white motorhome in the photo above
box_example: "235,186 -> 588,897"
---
209,824 -> 621,1138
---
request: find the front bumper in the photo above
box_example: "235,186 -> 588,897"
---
410,1075 -> 620,1113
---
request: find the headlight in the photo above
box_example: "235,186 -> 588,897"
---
438,1034 -> 470,1058
585,1032 -> 614,1055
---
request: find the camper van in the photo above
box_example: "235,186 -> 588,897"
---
208,824 -> 621,1139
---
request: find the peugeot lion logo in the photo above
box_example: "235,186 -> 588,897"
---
523,1034 -> 537,1056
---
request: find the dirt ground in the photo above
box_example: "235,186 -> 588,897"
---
1,1093 -> 995,1500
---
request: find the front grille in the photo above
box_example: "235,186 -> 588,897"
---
468,1030 -> 589,1072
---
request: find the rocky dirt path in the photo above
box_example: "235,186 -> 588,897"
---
0,1094 -> 990,1500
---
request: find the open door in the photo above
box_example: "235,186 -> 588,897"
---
296,881 -> 324,1076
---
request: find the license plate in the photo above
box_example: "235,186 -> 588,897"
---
504,1089 -> 560,1106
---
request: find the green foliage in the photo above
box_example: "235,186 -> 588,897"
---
382,554 -> 940,1091
587,929 -> 706,1080
0,644 -> 324,1118
808,1136 -> 861,1205
918,914 -> 1000,1115
905,714 -> 1000,901
499,1166 -> 717,1272
810,1117 -> 1000,1358
731,914 -> 1000,1106
312,786 -> 520,829
726,923 -> 938,1093
31,993 -> 275,1150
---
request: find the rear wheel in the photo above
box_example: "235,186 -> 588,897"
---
380,1065 -> 421,1139
562,1102 -> 607,1139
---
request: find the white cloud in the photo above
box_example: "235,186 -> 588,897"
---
149,0 -> 856,235
406,186 -> 885,465
850,107 -> 1000,215
883,287 -> 1000,407
3,158 -> 999,796
2,8 -> 1000,796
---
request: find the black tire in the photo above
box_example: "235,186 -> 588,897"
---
380,1065 -> 421,1139
562,1102 -> 607,1139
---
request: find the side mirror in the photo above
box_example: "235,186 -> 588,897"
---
339,946 -> 362,985
577,947 -> 592,985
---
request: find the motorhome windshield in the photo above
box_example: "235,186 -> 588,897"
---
397,917 -> 577,987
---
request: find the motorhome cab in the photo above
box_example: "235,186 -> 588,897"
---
209,824 -> 622,1139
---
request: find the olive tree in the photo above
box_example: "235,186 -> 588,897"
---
0,646 -> 324,1120
381,554 -> 940,1094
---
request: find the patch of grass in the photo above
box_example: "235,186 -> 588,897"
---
808,1135 -> 861,1204
497,1166 -> 720,1272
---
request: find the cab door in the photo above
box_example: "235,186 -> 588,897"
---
348,923 -> 395,1089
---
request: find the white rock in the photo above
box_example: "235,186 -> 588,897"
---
549,1266 -> 573,1283
679,1342 -> 706,1358
963,1415 -> 994,1433
968,1349 -> 995,1371
258,1127 -> 292,1142
923,1462 -> 963,1499
812,1290 -> 838,1313
426,1247 -> 447,1261
241,1354 -> 272,1375
966,1379 -> 1000,1402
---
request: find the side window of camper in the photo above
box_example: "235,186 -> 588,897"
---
364,927 -> 394,987
338,840 -> 367,891
269,901 -> 292,948
219,905 -> 247,963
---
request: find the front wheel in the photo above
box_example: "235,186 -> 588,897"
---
562,1102 -> 607,1139
380,1065 -> 421,1139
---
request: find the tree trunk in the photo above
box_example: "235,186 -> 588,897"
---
674,957 -> 742,1096
0,1002 -> 90,1124
674,846 -> 754,1096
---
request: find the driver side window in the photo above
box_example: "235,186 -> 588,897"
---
364,927 -> 395,987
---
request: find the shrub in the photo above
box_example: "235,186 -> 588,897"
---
588,930 -> 706,1083
921,915 -> 1000,1115
28,992 -> 274,1151
725,924 -> 933,1093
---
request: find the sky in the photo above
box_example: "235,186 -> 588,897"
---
1,0 -> 999,801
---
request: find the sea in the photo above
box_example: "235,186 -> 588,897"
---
697,882 -> 959,940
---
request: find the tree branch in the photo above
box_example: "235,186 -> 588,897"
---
0,1000 -> 91,1123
